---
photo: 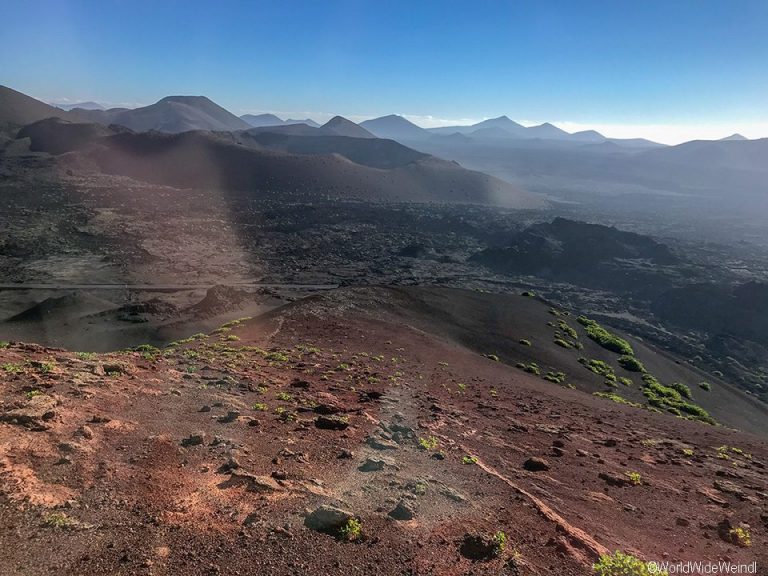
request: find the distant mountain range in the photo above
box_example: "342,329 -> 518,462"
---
52,101 -> 105,111
240,113 -> 320,128
2,84 -> 766,193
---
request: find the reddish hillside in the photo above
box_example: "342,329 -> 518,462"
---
0,286 -> 765,575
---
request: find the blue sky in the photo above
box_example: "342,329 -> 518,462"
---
1,0 -> 767,142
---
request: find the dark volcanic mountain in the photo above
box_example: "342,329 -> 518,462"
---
360,115 -> 432,140
108,95 -> 252,133
472,217 -> 679,292
235,131 -> 429,169
18,117 -> 120,155
0,85 -> 71,129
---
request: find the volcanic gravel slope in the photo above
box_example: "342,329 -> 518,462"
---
0,286 -> 765,575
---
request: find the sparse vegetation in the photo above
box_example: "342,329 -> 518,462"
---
492,531 -> 507,556
544,371 -> 567,384
618,355 -> 644,372
75,351 -> 96,360
2,362 -> 25,374
418,436 -> 439,450
44,512 -> 76,529
699,381 -> 712,391
640,373 -> 714,424
462,455 -> 479,465
276,392 -> 293,402
579,358 -> 616,381
577,316 -> 634,355
729,527 -> 751,547
484,353 -> 500,362
593,391 -> 642,407
339,518 -> 362,541
516,362 -> 540,375
25,389 -> 42,399
625,471 -> 642,485
252,402 -> 268,411
593,551 -> 665,576
0,341 -> 9,349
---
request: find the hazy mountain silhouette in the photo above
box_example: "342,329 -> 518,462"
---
359,115 -> 431,140
54,101 -> 106,111
721,133 -> 748,141
240,113 -> 284,127
641,138 -> 768,172
241,113 -> 320,129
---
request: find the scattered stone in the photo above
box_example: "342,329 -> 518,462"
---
366,436 -> 399,450
88,415 -> 111,424
676,517 -> 690,527
199,405 -> 212,413
358,456 -> 394,472
315,415 -> 349,430
218,457 -> 241,473
304,505 -> 354,534
74,425 -> 94,440
459,533 -> 500,560
338,449 -> 354,459
290,378 -> 310,389
552,447 -> 565,457
599,472 -> 628,487
217,411 -> 240,423
523,457 -> 550,472
714,480 -> 746,499
0,394 -> 57,430
181,432 -> 206,447
439,486 -> 467,503
224,471 -> 282,492
314,403 -> 342,415
389,500 -> 415,521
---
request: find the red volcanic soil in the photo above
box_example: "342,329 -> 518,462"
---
0,287 -> 765,575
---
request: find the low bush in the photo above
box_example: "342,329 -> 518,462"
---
577,317 -> 634,355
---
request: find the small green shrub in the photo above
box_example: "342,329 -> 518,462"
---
618,355 -> 644,372
339,518 -> 362,541
594,551 -> 665,575
669,382 -> 692,399
484,354 -> 500,362
625,471 -> 642,485
418,436 -> 439,450
729,527 -> 751,547
276,392 -> 293,402
699,382 -> 712,391
516,362 -> 540,376
462,455 -> 479,465
544,371 -> 567,384
577,317 -> 634,355
252,402 -> 268,411
492,531 -> 507,556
